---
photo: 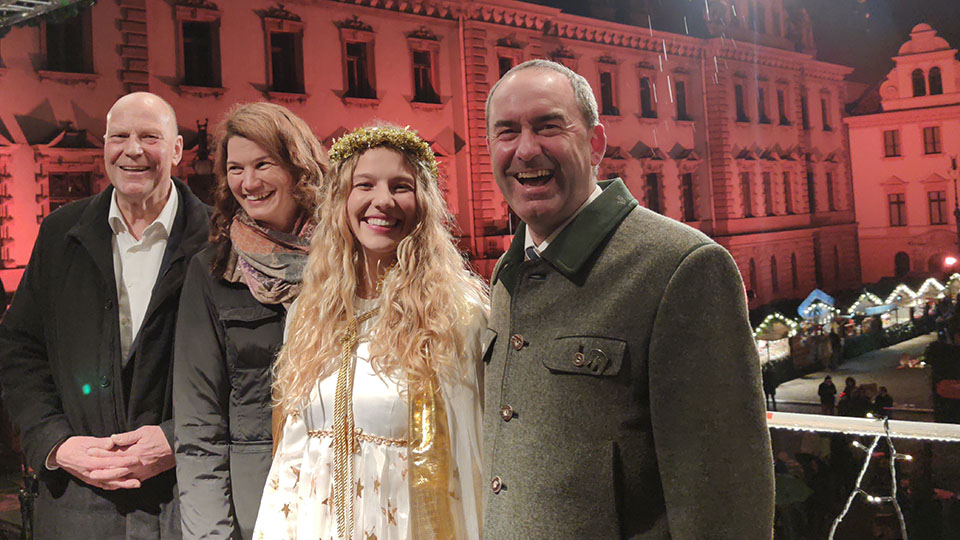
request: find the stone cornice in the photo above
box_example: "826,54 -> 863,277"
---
844,103 -> 960,128
326,0 -> 461,21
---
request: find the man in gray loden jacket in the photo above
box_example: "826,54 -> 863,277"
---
481,59 -> 775,539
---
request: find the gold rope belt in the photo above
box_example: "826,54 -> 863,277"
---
332,308 -> 377,540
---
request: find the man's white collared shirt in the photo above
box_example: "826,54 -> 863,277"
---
107,181 -> 179,362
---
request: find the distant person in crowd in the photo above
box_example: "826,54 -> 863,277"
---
0,92 -> 209,538
837,377 -> 857,416
481,58 -> 774,539
827,329 -> 842,370
818,375 -> 837,415
173,102 -> 327,539
851,386 -> 872,417
873,386 -> 894,418
253,124 -> 488,539
763,368 -> 778,411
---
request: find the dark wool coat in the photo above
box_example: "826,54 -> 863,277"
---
482,179 -> 775,539
174,246 -> 282,539
0,179 -> 209,539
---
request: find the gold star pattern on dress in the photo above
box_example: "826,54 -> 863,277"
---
281,503 -> 291,518
290,466 -> 301,488
356,478 -> 364,498
269,475 -> 279,491
364,532 -> 378,540
382,500 -> 397,526
373,478 -> 381,493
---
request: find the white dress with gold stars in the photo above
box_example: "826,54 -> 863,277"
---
253,300 -> 485,540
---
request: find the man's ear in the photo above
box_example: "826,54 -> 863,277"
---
589,123 -> 606,166
172,135 -> 184,166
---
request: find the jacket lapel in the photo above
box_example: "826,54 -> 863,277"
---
66,187 -> 118,296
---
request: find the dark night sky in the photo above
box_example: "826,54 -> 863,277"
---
536,0 -> 960,85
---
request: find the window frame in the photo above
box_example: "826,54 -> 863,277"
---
888,192 -> 907,227
597,57 -> 620,117
175,3 -> 223,92
928,190 -> 947,225
262,12 -> 305,96
923,126 -> 942,155
408,28 -> 442,105
882,129 -> 901,158
337,17 -> 377,102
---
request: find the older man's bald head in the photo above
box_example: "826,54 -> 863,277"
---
106,92 -> 179,137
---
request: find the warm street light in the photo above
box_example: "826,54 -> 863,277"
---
946,256 -> 957,267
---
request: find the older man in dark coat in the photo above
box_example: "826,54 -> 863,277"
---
0,92 -> 208,538
481,60 -> 775,539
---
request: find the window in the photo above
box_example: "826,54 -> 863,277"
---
800,92 -> 809,130
338,17 -> 376,100
777,89 -> 789,125
645,173 -> 661,213
791,253 -> 799,290
888,193 -> 906,226
43,8 -> 93,73
912,69 -> 926,97
756,3 -> 766,33
894,252 -> 910,278
783,172 -> 793,214
675,80 -> 690,120
412,50 -> 440,103
806,172 -> 816,213
268,31 -> 304,93
772,8 -> 782,36
599,70 -> 619,116
735,83 -> 749,122
757,87 -> 770,124
681,172 -> 696,221
883,130 -> 901,157
748,258 -> 758,298
762,172 -> 774,215
923,126 -> 942,154
820,96 -> 831,131
930,67 -> 943,95
640,76 -> 656,118
49,172 -> 93,212
176,6 -> 222,88
344,42 -> 375,98
740,172 -> 753,217
929,190 -> 947,225
771,256 -> 779,293
498,56 -> 515,78
826,172 -> 835,211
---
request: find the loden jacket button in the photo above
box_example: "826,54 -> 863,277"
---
572,352 -> 585,367
510,334 -> 524,351
99,375 -> 111,389
500,405 -> 514,421
491,476 -> 503,494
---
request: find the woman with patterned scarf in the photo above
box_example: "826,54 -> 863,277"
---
173,102 -> 327,540
253,124 -> 489,540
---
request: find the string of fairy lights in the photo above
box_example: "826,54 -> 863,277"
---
768,412 -> 960,539
753,275 -> 960,340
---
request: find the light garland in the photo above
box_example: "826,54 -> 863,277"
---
767,411 -> 960,443
847,292 -> 885,315
826,418 -> 909,540
918,277 -> 947,299
801,301 -> 840,323
753,312 -> 799,339
884,284 -> 918,306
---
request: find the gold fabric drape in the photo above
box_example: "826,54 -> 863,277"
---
408,371 -> 457,539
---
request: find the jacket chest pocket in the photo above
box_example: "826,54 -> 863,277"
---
219,305 -> 283,369
542,335 -> 626,377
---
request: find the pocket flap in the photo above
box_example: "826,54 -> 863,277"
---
542,335 -> 625,376
219,305 -> 281,324
480,328 -> 497,364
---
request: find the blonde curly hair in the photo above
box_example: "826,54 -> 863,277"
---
273,124 -> 488,415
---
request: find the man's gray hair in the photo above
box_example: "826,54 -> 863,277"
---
485,59 -> 600,131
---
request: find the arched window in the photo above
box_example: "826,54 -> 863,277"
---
929,67 -> 943,95
749,258 -> 758,297
833,245 -> 840,282
894,251 -> 910,278
791,253 -> 799,290
770,255 -> 779,293
912,69 -> 926,97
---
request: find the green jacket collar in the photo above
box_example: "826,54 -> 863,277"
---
492,178 -> 638,294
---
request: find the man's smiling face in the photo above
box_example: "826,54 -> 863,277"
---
486,68 -> 605,243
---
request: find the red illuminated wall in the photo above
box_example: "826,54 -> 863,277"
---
846,23 -> 960,284
0,0 -> 861,308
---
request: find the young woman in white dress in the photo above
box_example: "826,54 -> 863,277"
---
253,125 -> 488,540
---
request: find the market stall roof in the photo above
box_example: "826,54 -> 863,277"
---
847,291 -> 885,315
919,276 -> 949,299
754,313 -> 799,341
797,289 -> 835,317
884,283 -> 919,307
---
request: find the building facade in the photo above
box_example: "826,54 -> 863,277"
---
0,0 -> 858,308
846,23 -> 960,284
